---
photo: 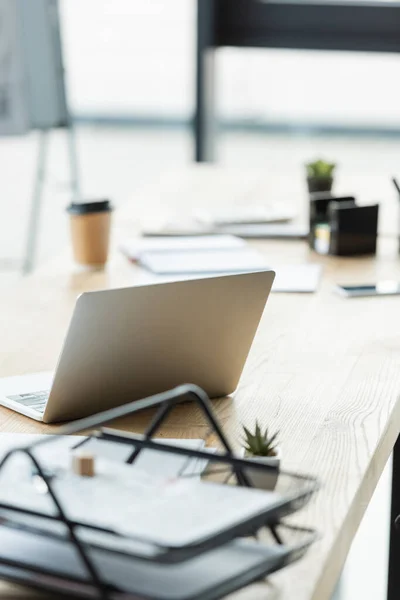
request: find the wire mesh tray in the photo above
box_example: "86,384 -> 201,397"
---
0,522 -> 317,600
0,384 -> 320,599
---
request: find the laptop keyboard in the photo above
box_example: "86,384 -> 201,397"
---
6,390 -> 50,414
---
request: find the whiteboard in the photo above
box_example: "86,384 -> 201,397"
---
0,0 -> 68,136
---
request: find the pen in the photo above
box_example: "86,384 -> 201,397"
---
392,177 -> 400,256
391,177 -> 400,196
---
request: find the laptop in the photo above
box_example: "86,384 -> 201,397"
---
0,271 -> 275,423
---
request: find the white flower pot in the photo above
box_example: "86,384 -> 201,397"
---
243,447 -> 281,491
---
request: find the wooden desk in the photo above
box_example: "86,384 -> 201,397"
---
0,166 -> 399,599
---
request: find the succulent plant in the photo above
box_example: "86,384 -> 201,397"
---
242,421 -> 279,457
306,160 -> 336,179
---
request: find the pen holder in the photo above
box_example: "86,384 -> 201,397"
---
309,193 -> 379,256
309,193 -> 355,251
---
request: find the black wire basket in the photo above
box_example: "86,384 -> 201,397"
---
0,384 -> 319,600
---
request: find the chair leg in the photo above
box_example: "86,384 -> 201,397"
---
22,130 -> 49,275
387,435 -> 400,599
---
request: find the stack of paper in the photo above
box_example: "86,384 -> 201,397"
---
0,433 -> 281,550
194,205 -> 295,226
0,433 -> 209,481
120,235 -> 246,261
121,235 -> 322,292
121,235 -> 268,275
139,248 -> 267,275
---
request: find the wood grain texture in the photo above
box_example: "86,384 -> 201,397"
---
0,166 -> 399,599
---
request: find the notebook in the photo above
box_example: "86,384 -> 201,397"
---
195,205 -> 295,226
138,248 -> 267,275
121,235 -> 245,262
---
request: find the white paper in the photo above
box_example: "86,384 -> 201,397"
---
195,205 -> 295,226
272,264 -> 322,293
114,478 -> 280,547
0,434 -> 281,549
133,263 -> 321,293
139,248 -> 268,275
121,235 -> 245,260
218,223 -> 308,239
0,433 -> 207,481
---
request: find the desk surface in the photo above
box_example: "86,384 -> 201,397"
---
0,166 -> 400,599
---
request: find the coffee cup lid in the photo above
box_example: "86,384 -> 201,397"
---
67,200 -> 112,216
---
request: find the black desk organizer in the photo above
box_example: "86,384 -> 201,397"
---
309,193 -> 379,256
0,385 -> 319,600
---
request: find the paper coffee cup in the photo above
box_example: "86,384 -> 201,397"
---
67,200 -> 113,267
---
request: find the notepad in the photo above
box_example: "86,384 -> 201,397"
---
121,235 -> 245,261
139,248 -> 268,275
272,264 -> 322,293
195,205 -> 295,226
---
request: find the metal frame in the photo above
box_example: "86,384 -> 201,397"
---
0,384 -> 318,599
0,0 -> 80,275
195,0 -> 400,161
22,120 -> 80,275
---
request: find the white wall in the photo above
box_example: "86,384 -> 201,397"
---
61,0 -> 195,117
61,0 -> 400,127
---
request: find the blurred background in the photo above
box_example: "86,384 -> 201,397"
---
1,0 -> 400,275
0,3 -> 397,597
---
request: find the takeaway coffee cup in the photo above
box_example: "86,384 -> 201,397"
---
67,200 -> 113,268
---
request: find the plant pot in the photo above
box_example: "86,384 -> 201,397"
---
243,447 -> 281,491
307,176 -> 333,194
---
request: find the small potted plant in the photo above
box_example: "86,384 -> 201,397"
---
242,421 -> 281,491
306,159 -> 336,193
